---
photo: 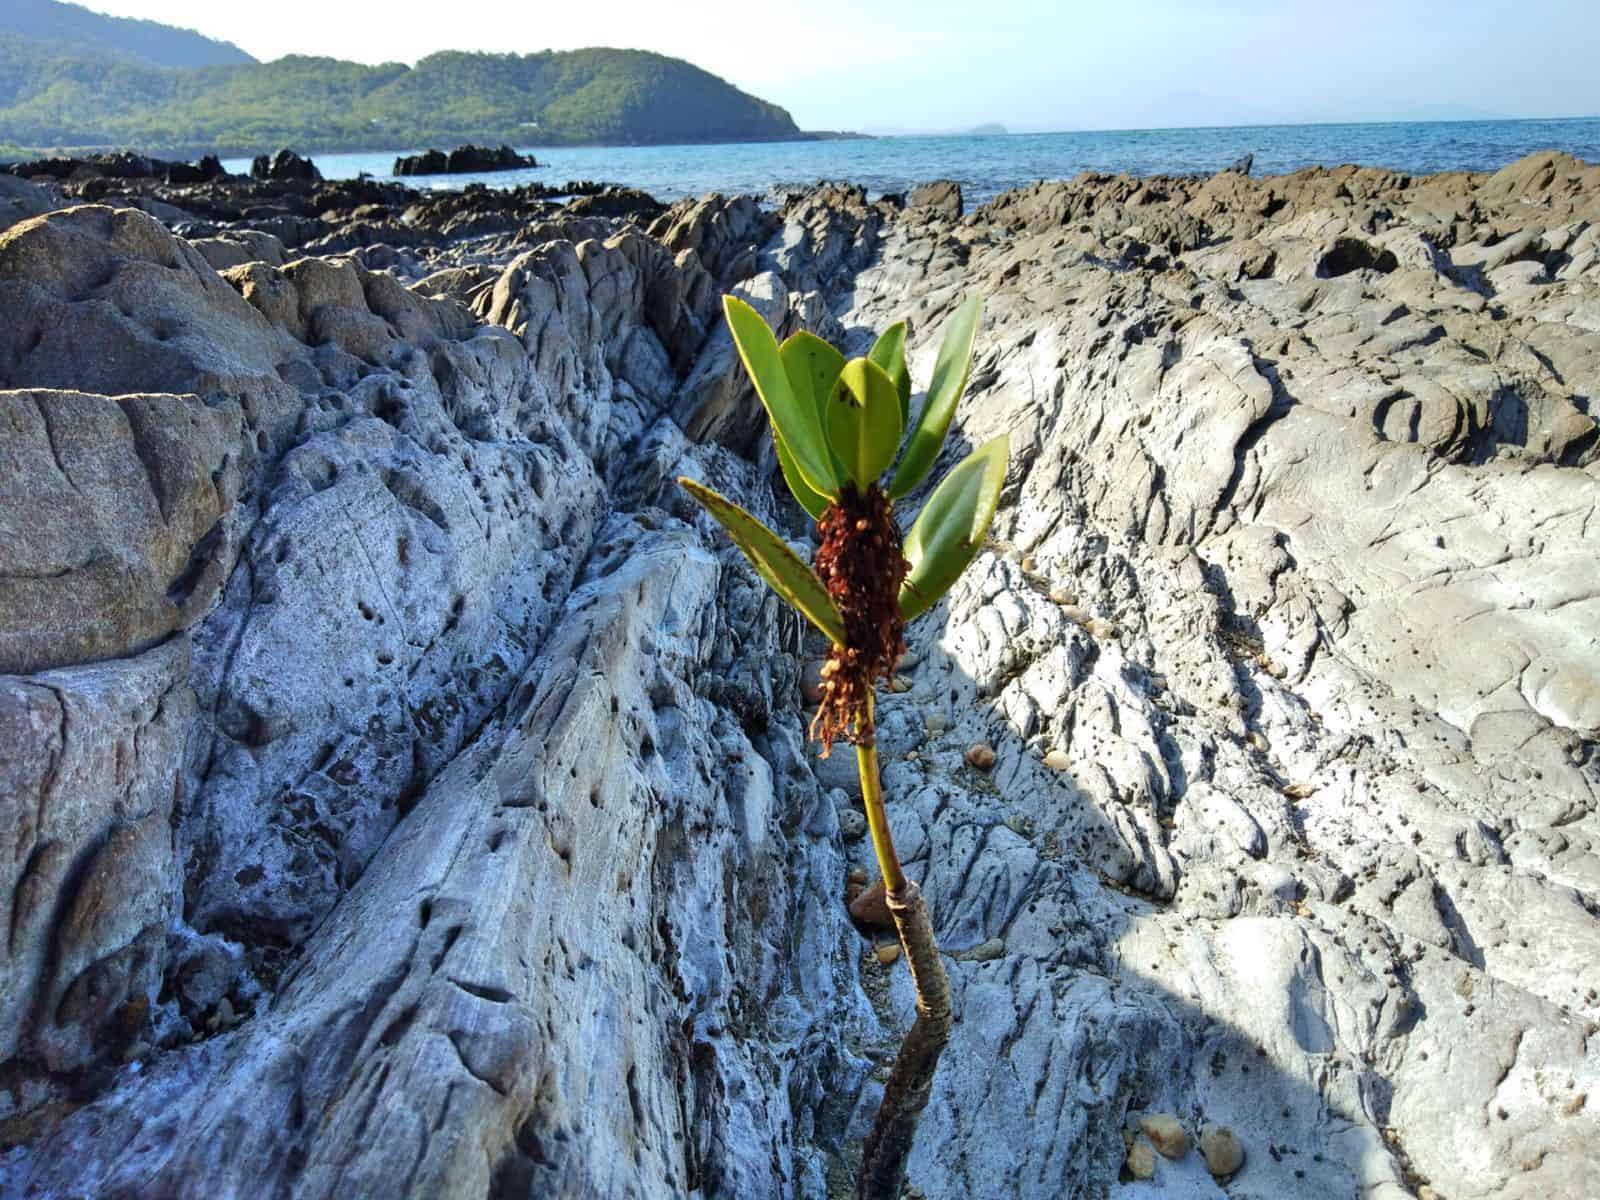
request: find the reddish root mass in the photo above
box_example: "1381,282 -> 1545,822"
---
810,482 -> 909,756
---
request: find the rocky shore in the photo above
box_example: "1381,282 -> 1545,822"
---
393,145 -> 540,177
0,150 -> 1595,1199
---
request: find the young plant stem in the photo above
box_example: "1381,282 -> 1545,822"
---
855,701 -> 906,896
854,695 -> 954,1200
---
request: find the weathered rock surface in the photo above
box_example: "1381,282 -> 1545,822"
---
250,149 -> 320,184
394,145 -> 539,177
0,151 -> 1595,1200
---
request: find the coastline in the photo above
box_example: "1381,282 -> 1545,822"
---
0,148 -> 1596,1198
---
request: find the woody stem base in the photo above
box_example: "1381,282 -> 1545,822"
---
854,728 -> 952,1200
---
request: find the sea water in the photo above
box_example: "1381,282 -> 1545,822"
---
222,117 -> 1600,207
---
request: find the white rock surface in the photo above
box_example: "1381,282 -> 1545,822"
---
0,154 -> 1596,1199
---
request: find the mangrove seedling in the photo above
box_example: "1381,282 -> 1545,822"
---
679,293 -> 1007,1200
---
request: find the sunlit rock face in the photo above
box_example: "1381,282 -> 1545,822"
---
1,153 -> 1596,1200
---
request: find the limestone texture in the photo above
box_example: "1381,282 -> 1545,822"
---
0,151 -> 1596,1200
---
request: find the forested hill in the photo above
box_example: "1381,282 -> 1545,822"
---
0,0 -> 254,68
0,39 -> 806,155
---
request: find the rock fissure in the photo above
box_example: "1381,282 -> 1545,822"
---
0,154 -> 1596,1199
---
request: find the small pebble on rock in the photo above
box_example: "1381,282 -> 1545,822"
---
850,880 -> 894,930
968,937 -> 1006,961
875,942 -> 902,965
1049,587 -> 1078,606
965,741 -> 997,770
838,810 -> 867,841
1139,1113 -> 1189,1159
1199,1124 -> 1244,1177
1126,1139 -> 1156,1179
1043,749 -> 1070,771
848,866 -> 868,885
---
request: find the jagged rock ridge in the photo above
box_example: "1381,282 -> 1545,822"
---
0,154 -> 1595,1199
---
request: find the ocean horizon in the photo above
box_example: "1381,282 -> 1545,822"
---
222,116 -> 1600,207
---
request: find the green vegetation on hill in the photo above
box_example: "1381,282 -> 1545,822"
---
0,38 -> 805,156
1,0 -> 254,68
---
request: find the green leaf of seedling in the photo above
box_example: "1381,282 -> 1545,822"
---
780,329 -> 851,486
773,429 -> 831,521
724,294 -> 837,498
867,321 -> 911,428
780,330 -> 846,421
679,476 -> 845,645
899,434 -> 1009,621
888,294 -> 982,500
829,358 -> 905,488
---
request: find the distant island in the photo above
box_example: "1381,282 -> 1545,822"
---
0,0 -> 834,157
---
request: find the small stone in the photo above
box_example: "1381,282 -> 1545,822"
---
1057,603 -> 1091,625
1049,587 -> 1078,606
1248,731 -> 1269,754
1087,618 -> 1118,640
1139,1114 -> 1189,1159
216,996 -> 237,1028
1126,1139 -> 1156,1179
924,711 -> 951,736
1418,1187 -> 1438,1200
890,675 -> 913,693
1199,1125 -> 1244,1177
849,879 -> 894,931
1283,781 -> 1316,799
965,741 -> 997,770
838,810 -> 867,842
848,866 -> 868,885
875,942 -> 902,965
1043,749 -> 1070,771
1021,555 -> 1037,571
968,937 -> 1005,961
1265,659 -> 1288,679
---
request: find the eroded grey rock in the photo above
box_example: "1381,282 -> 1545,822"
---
1,152 -> 1597,1200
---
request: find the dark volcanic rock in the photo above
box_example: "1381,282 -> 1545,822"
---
250,148 -> 321,183
393,144 -> 539,176
563,185 -> 667,222
6,153 -> 232,186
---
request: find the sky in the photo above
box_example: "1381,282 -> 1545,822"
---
80,0 -> 1600,132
